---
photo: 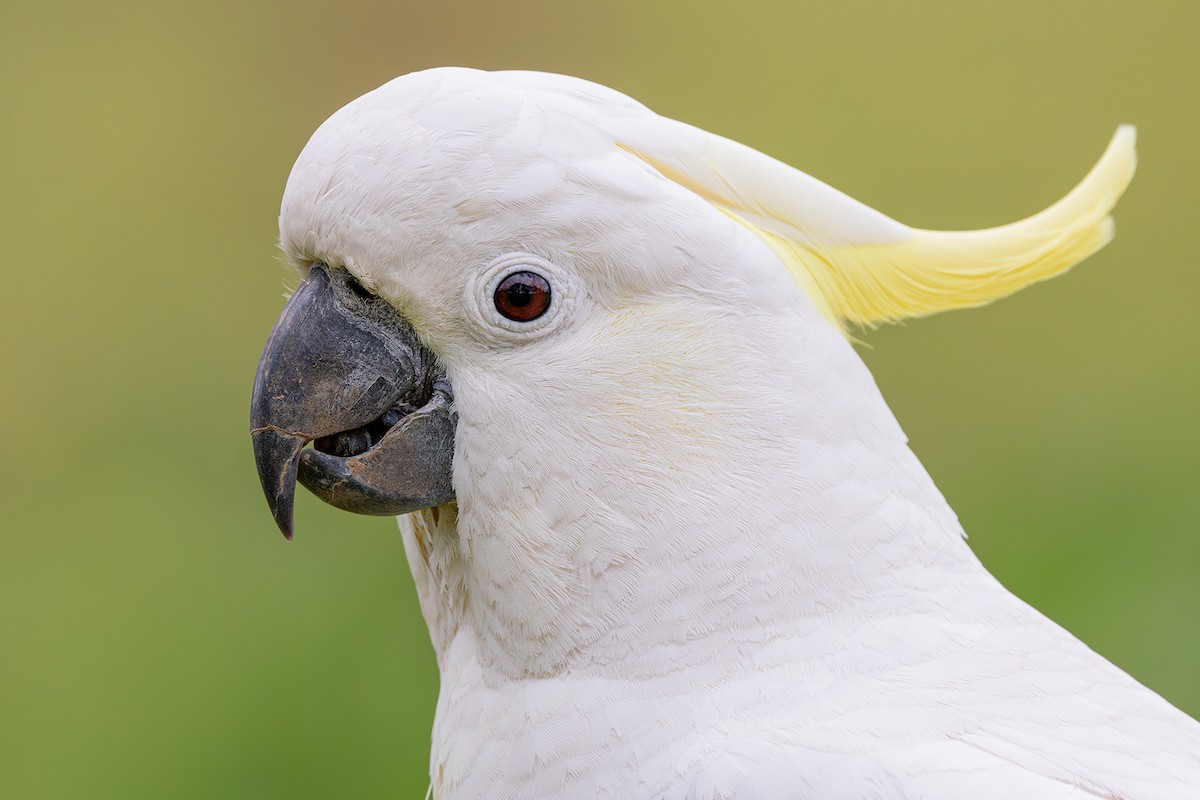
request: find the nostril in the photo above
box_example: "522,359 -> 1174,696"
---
347,278 -> 374,300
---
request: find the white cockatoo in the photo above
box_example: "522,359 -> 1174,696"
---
250,68 -> 1200,798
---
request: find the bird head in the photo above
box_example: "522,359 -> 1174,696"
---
251,68 -> 1134,674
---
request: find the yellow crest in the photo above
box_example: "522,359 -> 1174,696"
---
617,119 -> 1136,331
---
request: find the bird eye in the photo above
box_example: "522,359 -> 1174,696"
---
493,271 -> 551,322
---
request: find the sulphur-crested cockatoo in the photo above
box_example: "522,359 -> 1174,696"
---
250,68 -> 1199,798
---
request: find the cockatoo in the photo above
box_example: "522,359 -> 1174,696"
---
250,68 -> 1200,798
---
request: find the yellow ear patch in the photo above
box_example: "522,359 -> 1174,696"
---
620,124 -> 1136,332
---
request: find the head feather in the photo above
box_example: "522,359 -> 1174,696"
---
616,119 -> 1136,331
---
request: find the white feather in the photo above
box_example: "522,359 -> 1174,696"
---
278,67 -> 1200,799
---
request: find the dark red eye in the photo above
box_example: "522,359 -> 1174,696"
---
493,271 -> 551,322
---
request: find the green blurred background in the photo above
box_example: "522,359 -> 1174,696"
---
1,0 -> 1197,796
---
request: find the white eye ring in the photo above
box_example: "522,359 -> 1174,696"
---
465,253 -> 581,343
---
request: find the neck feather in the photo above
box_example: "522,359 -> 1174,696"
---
403,281 -> 986,680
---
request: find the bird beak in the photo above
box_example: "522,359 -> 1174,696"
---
249,264 -> 455,539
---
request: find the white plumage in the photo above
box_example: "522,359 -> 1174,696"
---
278,68 -> 1199,798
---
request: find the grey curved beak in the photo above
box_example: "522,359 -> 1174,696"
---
250,264 -> 455,539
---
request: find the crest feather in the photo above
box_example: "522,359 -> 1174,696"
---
617,120 -> 1136,331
